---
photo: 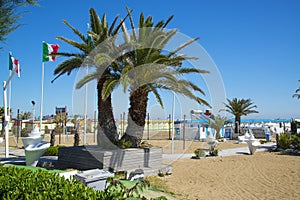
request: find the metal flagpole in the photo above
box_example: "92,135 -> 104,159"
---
3,81 -> 9,158
8,71 -> 11,119
3,66 -> 17,158
83,65 -> 88,145
171,92 -> 175,154
39,62 -> 44,131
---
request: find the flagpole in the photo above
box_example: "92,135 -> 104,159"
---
3,67 -> 17,158
8,71 -> 11,118
171,92 -> 175,154
40,62 -> 44,131
83,65 -> 88,145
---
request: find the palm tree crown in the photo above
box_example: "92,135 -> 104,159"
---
113,10 -> 209,147
224,98 -> 258,133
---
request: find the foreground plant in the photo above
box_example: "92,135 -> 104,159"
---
0,166 -> 166,199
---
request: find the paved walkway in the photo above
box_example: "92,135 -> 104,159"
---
0,142 -> 276,162
162,142 -> 276,160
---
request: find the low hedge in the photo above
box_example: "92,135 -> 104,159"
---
0,165 -> 166,200
43,145 -> 66,156
0,165 -> 100,199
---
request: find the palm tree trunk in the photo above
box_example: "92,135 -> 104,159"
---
235,116 -> 241,134
97,77 -> 118,148
121,88 -> 149,147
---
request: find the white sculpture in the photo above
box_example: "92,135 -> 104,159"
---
246,130 -> 261,155
21,126 -> 50,166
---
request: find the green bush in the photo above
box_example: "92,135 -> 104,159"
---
277,132 -> 291,149
0,166 -> 164,200
194,149 -> 206,158
43,145 -> 65,156
0,166 -> 100,199
209,148 -> 219,156
291,134 -> 300,150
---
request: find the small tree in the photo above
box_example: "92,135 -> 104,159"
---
224,98 -> 258,134
209,115 -> 228,139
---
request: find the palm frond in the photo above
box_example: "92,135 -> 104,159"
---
176,67 -> 209,74
162,15 -> 174,29
168,37 -> 199,57
149,86 -> 164,108
61,20 -> 88,43
89,8 -> 102,34
102,79 -> 120,100
292,94 -> 300,99
56,36 -> 89,53
76,72 -> 99,89
126,7 -> 137,41
53,57 -> 83,76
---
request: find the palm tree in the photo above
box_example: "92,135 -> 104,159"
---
76,9 -> 209,147
224,98 -> 258,134
19,111 -> 31,120
99,10 -> 209,147
53,8 -> 129,148
292,80 -> 300,99
209,115 -> 228,139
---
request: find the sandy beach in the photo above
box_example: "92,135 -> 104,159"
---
1,134 -> 299,200
162,151 -> 300,200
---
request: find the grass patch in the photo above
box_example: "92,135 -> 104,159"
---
145,176 -> 175,196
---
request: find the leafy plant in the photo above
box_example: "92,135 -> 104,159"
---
194,149 -> 206,158
209,148 -> 219,156
43,145 -> 65,156
0,165 -> 161,199
158,170 -> 165,177
0,166 -> 100,199
291,134 -> 300,150
277,132 -> 291,149
121,140 -> 132,149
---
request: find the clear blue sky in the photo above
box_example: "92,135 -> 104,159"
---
0,0 -> 299,120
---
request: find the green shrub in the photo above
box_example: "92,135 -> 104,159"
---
209,148 -> 219,156
277,132 -> 291,149
43,145 -> 65,156
0,166 -> 161,199
122,140 -> 132,148
194,149 -> 206,158
0,166 -> 100,199
291,134 -> 300,150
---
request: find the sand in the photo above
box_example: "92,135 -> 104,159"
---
2,134 -> 299,200
162,151 -> 300,200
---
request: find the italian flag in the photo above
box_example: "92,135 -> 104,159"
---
42,42 -> 60,62
9,52 -> 21,78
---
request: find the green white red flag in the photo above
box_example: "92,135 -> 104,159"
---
42,42 -> 60,62
9,52 -> 20,78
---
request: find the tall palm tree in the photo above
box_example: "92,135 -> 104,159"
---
224,98 -> 258,134
76,9 -> 209,147
292,80 -> 300,99
52,8 -> 129,147
99,10 -> 209,147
